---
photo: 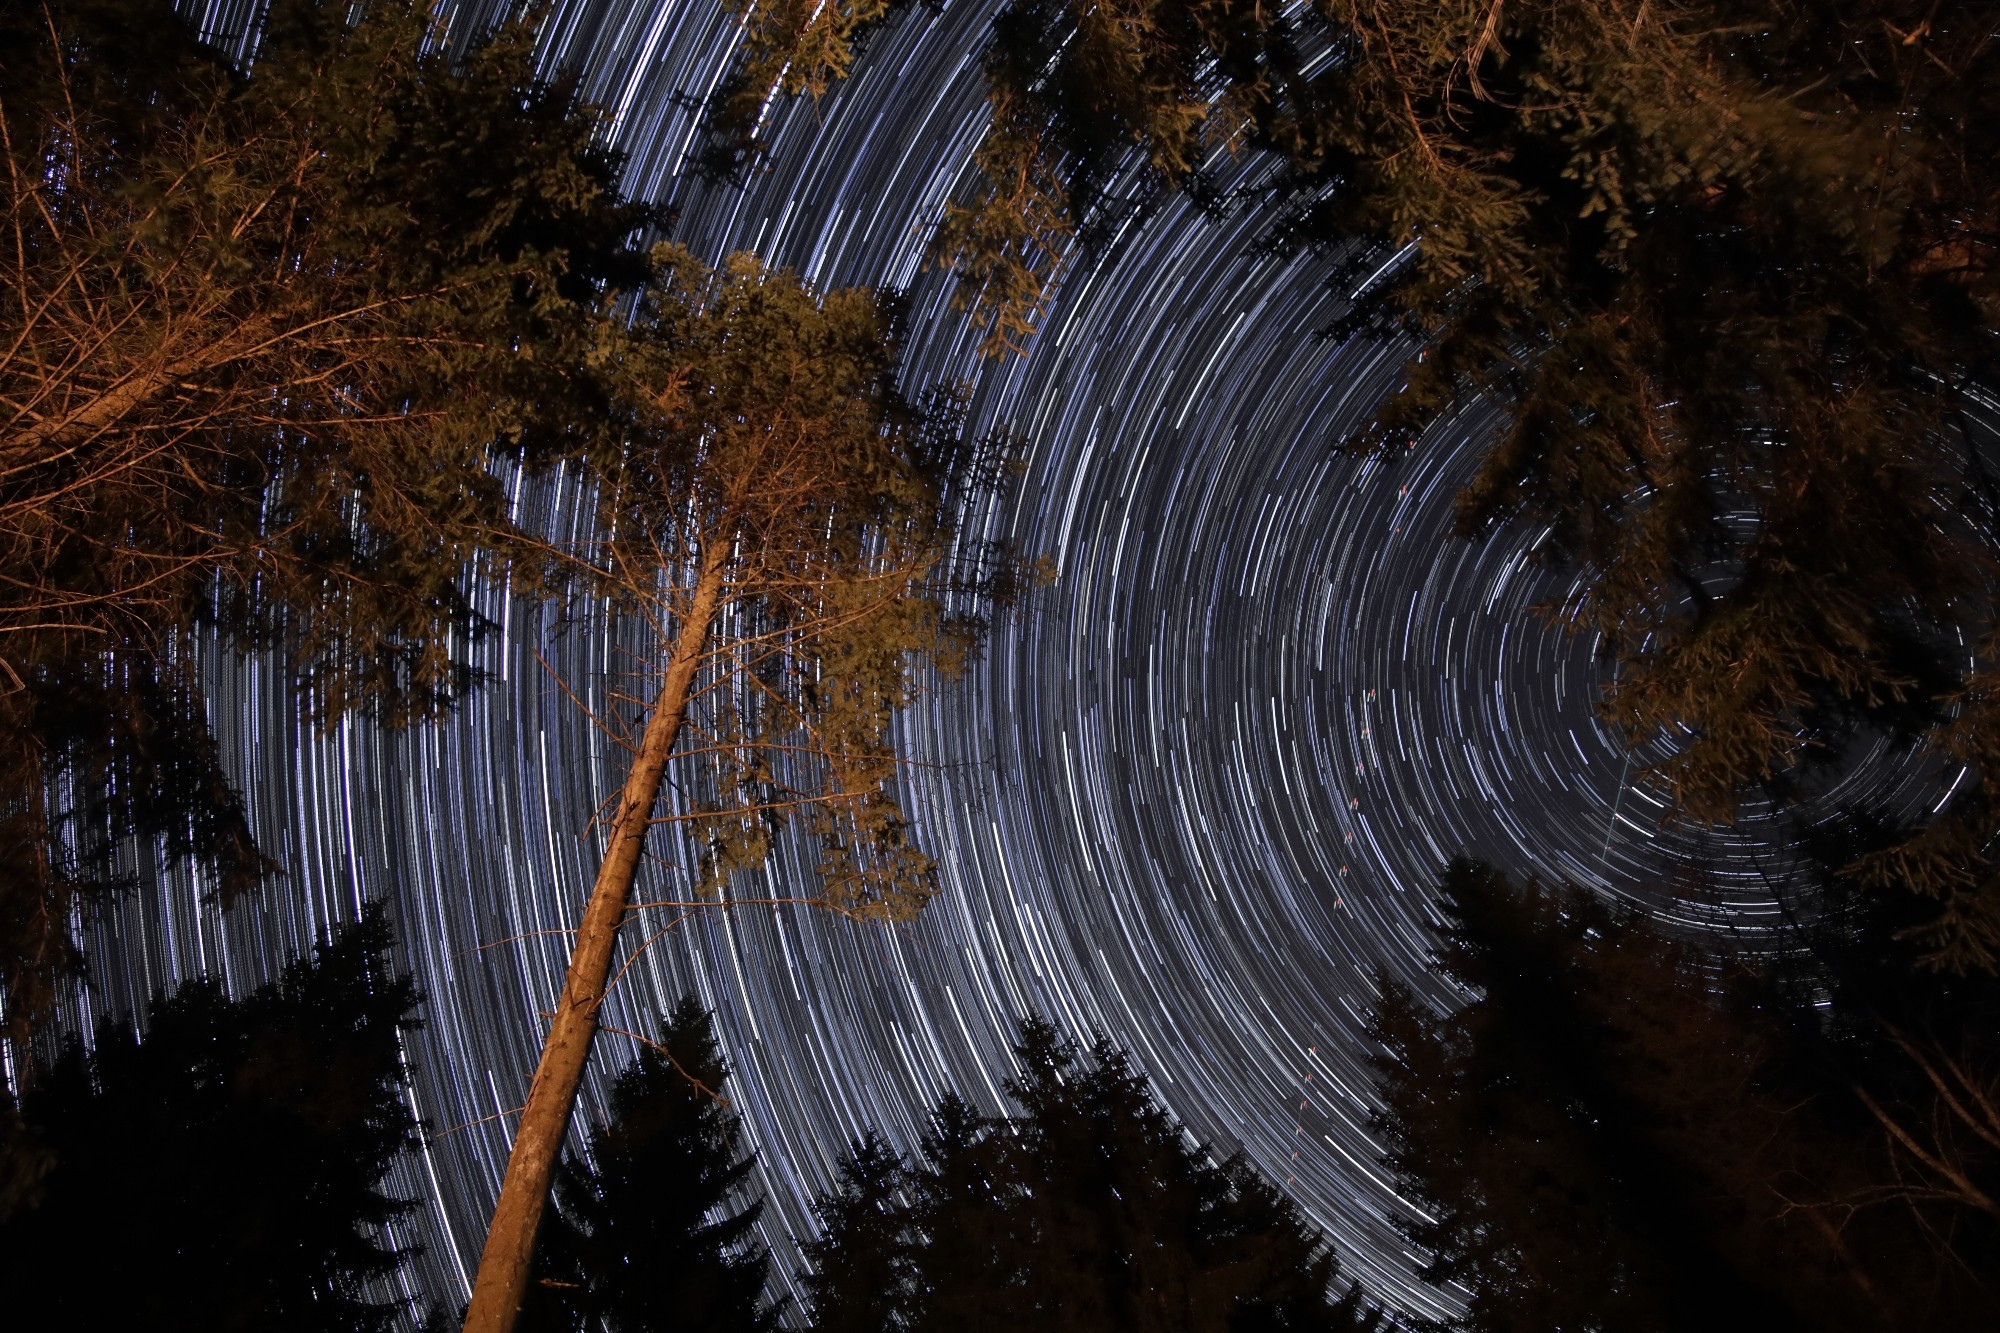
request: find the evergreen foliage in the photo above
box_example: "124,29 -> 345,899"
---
804,1018 -> 1385,1333
695,0 -> 912,183
1370,857 -> 2000,1333
0,903 -> 422,1331
521,997 -> 778,1333
800,1131 -> 918,1333
583,246 -> 1004,920
0,0 -> 651,1038
940,0 -> 2000,969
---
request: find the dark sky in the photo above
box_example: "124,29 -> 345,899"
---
82,0 -> 1949,1322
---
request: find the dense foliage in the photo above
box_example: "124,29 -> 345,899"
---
805,1018 -> 1384,1333
1371,858 -> 2000,1332
0,905 -> 421,1332
942,0 -> 2000,969
579,245 -> 1005,920
21,5 -> 2000,1332
695,0 -> 910,182
0,0 -> 650,1036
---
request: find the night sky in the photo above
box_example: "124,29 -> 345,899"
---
80,0 -> 1950,1322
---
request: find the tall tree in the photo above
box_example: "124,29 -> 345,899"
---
801,1131 -> 919,1333
521,997 -> 780,1333
1370,857 -> 2000,1333
463,248 -> 1013,1332
0,0 -> 650,1040
805,1019 -> 1386,1333
0,903 -> 422,1331
935,0 -> 2000,968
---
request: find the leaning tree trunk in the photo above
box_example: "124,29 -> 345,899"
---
463,544 -> 729,1333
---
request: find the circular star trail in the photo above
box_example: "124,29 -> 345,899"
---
84,0 -> 1953,1324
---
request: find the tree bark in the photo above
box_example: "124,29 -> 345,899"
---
462,541 -> 729,1333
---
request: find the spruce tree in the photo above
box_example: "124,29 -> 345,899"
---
0,904 -> 421,1331
522,998 -> 779,1333
801,1133 -> 920,1333
805,1019 -> 1385,1333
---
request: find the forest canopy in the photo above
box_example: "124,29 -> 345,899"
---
936,0 -> 2000,970
0,0 -> 652,1036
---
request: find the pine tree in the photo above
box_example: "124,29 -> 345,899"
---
522,998 -> 778,1333
463,248 -> 1015,1332
805,1019 -> 1385,1333
0,0 -> 650,1041
801,1133 -> 920,1333
0,904 -> 422,1331
934,0 -> 2000,969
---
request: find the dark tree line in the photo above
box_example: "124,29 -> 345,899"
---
801,1019 -> 1384,1333
4,861 -> 1994,1333
0,884 -> 1389,1333
1373,855 -> 2000,1333
518,1009 -> 1385,1333
0,906 -> 420,1331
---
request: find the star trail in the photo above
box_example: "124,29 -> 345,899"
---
74,0 -> 1955,1323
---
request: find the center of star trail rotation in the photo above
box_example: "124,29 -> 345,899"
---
75,0 -> 1955,1323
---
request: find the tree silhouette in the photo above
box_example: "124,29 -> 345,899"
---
1370,857 -> 2000,1333
801,1131 -> 918,1333
0,904 -> 421,1332
806,1018 -> 1385,1333
522,997 -> 779,1333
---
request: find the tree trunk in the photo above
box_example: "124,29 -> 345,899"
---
462,542 -> 729,1333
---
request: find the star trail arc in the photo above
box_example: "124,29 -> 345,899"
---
87,0 -> 1951,1324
